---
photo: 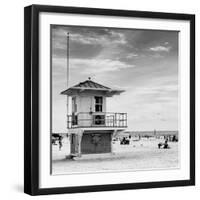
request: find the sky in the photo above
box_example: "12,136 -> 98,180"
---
51,25 -> 179,132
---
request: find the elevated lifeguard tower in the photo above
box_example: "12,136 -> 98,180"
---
61,78 -> 127,157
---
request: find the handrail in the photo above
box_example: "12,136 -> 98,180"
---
67,112 -> 127,129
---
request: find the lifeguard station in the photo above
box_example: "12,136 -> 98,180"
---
61,78 -> 127,157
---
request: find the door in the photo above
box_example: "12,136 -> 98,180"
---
81,132 -> 111,154
70,134 -> 79,154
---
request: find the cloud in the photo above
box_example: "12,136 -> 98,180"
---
52,28 -> 129,60
149,45 -> 171,52
70,33 -> 104,45
53,27 -> 127,48
51,25 -> 179,132
53,40 -> 103,59
126,53 -> 138,59
69,31 -> 126,45
109,31 -> 127,44
52,57 -> 135,75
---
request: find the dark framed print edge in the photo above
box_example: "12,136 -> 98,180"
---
24,4 -> 195,196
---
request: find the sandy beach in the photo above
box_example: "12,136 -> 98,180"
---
52,137 -> 179,175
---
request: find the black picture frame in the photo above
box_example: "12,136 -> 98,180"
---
24,4 -> 195,196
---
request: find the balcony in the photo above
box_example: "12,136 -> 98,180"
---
67,112 -> 127,129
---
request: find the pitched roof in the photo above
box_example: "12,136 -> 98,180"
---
61,79 -> 125,97
73,80 -> 110,90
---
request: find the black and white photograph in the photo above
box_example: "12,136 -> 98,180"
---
51,25 -> 179,175
23,4 -> 195,195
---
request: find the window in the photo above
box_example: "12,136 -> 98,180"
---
72,97 -> 77,125
72,97 -> 77,113
72,113 -> 78,125
95,96 -> 103,112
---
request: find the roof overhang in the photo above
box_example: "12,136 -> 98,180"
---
61,87 -> 125,97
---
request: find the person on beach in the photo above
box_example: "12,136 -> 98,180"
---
58,136 -> 63,151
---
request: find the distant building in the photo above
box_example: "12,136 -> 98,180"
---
61,78 -> 128,157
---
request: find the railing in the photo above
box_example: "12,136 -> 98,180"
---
67,112 -> 127,129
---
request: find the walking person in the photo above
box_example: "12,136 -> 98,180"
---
58,136 -> 63,151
